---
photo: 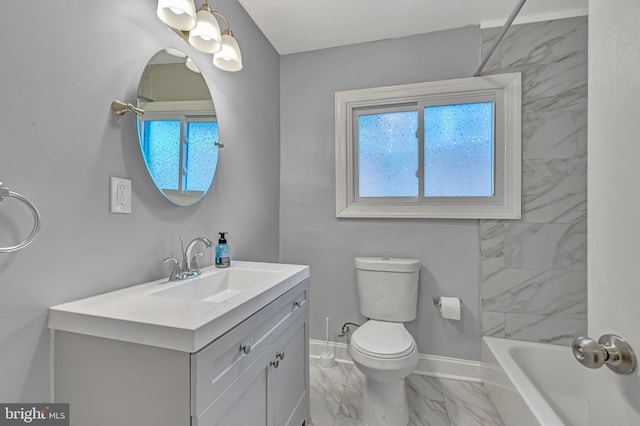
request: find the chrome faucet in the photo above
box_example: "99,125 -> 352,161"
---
183,236 -> 214,277
162,236 -> 214,282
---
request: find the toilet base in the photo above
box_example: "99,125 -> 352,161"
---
361,376 -> 409,426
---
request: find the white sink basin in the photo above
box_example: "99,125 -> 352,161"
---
48,261 -> 310,353
151,268 -> 283,303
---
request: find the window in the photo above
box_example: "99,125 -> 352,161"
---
335,73 -> 521,219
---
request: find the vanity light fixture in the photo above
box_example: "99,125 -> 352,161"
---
156,0 -> 242,72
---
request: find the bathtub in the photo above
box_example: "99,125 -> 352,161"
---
481,336 -> 588,426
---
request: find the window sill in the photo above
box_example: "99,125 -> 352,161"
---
336,202 -> 521,220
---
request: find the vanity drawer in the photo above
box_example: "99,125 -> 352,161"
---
191,280 -> 308,416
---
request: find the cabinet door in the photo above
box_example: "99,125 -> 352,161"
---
272,319 -> 309,426
191,283 -> 308,417
194,299 -> 309,426
195,348 -> 272,426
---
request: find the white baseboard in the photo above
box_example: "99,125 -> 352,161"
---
413,353 -> 482,382
309,339 -> 481,382
309,339 -> 351,363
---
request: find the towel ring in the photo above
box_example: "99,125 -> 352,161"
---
0,183 -> 41,253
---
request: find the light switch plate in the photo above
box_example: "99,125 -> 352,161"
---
110,176 -> 131,214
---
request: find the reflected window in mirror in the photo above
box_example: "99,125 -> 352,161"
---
139,115 -> 218,203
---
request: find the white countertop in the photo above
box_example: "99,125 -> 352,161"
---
49,261 -> 310,353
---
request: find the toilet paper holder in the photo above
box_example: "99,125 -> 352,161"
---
433,296 -> 463,307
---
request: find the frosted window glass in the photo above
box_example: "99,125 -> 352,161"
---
185,121 -> 218,192
424,102 -> 494,197
358,111 -> 418,197
143,120 -> 180,191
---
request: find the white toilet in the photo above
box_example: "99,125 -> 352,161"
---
349,257 -> 420,426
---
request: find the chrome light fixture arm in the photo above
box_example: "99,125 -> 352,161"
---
195,0 -> 231,29
210,9 -> 230,33
111,100 -> 144,117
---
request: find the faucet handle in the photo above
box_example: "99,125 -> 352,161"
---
162,257 -> 178,266
190,251 -> 203,275
162,257 -> 181,281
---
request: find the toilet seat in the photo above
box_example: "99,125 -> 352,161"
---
351,320 -> 416,359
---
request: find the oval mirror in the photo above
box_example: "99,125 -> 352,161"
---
136,48 -> 219,206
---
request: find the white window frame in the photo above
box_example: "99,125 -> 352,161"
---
335,73 -> 521,219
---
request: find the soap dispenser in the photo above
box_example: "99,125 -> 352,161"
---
215,232 -> 231,268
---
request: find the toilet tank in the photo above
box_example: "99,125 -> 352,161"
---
355,257 -> 420,322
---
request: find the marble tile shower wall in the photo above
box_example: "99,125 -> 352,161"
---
480,16 -> 588,345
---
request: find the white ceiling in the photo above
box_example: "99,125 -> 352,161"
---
237,0 -> 588,55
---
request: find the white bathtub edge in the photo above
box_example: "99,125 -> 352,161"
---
482,336 -> 570,426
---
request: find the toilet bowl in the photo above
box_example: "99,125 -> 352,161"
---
349,320 -> 419,426
349,257 -> 421,426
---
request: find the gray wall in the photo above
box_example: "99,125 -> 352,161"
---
480,17 -> 588,345
0,0 -> 280,401
279,27 -> 485,361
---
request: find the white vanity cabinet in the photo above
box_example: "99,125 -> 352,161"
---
192,280 -> 309,425
52,278 -> 310,426
196,312 -> 308,425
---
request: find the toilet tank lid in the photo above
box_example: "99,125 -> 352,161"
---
355,257 -> 420,272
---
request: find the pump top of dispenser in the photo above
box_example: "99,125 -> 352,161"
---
218,232 -> 227,244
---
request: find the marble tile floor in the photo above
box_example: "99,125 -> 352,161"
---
309,359 -> 503,426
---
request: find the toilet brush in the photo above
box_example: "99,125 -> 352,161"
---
319,317 -> 337,370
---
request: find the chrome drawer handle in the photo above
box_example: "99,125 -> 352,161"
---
270,352 -> 285,368
239,344 -> 251,355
